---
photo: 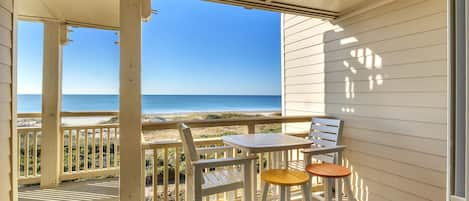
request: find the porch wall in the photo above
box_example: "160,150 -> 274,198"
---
281,0 -> 447,200
0,0 -> 15,200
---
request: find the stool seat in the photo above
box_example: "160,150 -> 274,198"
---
261,169 -> 310,186
305,163 -> 351,178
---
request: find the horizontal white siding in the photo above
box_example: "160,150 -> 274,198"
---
0,0 -> 13,200
282,0 -> 447,200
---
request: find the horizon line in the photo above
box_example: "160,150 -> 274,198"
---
18,93 -> 282,96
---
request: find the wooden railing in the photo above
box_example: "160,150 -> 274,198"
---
18,127 -> 42,184
16,111 -> 317,198
17,112 -> 119,185
60,124 -> 120,181
141,115 -> 316,201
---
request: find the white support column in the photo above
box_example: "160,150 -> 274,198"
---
40,21 -> 63,188
119,0 -> 144,200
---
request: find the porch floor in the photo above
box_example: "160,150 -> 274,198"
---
19,178 -> 328,201
19,178 -> 119,201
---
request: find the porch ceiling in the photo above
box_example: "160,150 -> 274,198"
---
17,0 -> 151,30
204,0 -> 378,19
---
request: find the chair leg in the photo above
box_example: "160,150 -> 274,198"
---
343,176 -> 355,201
261,183 -> 270,201
185,168 -> 194,201
194,167 -> 203,201
280,186 -> 286,201
224,191 -> 235,201
301,183 -> 312,201
324,178 -> 333,201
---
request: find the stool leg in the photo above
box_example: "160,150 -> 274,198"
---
261,183 -> 270,201
336,177 -> 343,201
343,176 -> 355,201
324,178 -> 333,201
302,183 -> 312,201
280,186 -> 286,201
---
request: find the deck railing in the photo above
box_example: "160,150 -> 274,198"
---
17,127 -> 42,184
141,115 -> 316,201
17,112 -> 119,185
60,124 -> 120,181
17,112 -> 317,200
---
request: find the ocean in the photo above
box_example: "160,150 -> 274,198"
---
18,94 -> 282,114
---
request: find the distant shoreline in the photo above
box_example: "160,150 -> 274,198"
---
17,109 -> 281,115
18,94 -> 281,114
141,109 -> 281,116
18,94 -> 281,96
18,110 -> 283,127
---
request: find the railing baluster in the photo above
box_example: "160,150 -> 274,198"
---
68,129 -> 73,173
33,130 -> 38,176
106,128 -> 111,168
175,147 -> 180,201
163,147 -> 169,201
84,129 -> 89,171
18,131 -> 22,177
24,131 -> 30,177
296,148 -> 300,162
99,128 -> 104,168
92,129 -> 96,169
60,128 -> 65,173
114,127 -> 119,167
153,148 -> 158,201
76,129 -> 81,172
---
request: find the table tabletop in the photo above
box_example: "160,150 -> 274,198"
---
222,133 -> 313,153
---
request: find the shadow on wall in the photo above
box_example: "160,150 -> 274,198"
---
322,22 -> 386,201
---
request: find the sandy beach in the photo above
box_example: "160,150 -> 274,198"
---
17,111 -> 282,141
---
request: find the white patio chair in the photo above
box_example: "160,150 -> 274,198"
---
288,117 -> 345,169
179,123 -> 257,201
288,118 -> 348,200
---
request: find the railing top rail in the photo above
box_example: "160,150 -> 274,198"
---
61,124 -> 120,130
142,115 -> 321,130
17,127 -> 42,131
17,111 -> 119,118
142,132 -> 310,149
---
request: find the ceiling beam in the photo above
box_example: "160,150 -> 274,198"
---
205,0 -> 339,19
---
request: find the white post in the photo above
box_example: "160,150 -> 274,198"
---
119,0 -> 144,200
40,21 -> 63,188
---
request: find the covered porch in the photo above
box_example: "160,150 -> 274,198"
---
8,0 -> 451,201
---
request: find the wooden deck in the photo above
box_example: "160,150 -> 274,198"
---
18,178 -> 330,201
19,178 -> 119,201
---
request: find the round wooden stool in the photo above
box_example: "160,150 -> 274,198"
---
261,169 -> 311,201
305,163 -> 355,201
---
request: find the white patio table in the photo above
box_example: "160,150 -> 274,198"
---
222,133 -> 313,201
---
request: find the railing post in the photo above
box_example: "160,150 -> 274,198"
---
40,21 -> 64,188
120,0 -> 144,200
248,123 -> 255,134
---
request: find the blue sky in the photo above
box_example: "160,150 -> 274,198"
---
18,0 -> 281,95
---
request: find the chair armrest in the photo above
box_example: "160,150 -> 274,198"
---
192,155 -> 257,169
196,146 -> 234,154
301,145 -> 346,155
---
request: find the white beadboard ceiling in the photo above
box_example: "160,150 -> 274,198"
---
17,0 -> 379,29
17,0 -> 151,30
204,0 -> 377,19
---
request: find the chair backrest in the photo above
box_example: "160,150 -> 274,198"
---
309,118 -> 344,163
179,123 -> 199,162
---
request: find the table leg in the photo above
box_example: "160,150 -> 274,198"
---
246,151 -> 257,201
